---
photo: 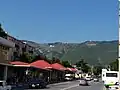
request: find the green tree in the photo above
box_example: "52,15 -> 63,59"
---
0,24 -> 7,38
19,52 -> 34,63
51,57 -> 61,64
93,65 -> 103,75
76,59 -> 90,73
61,60 -> 72,67
31,54 -> 51,63
109,59 -> 118,71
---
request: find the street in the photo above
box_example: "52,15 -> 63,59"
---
27,80 -> 105,90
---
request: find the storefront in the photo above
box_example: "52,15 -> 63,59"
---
0,36 -> 15,80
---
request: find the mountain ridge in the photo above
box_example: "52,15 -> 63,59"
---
21,40 -> 118,65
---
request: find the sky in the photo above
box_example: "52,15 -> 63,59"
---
0,0 -> 118,43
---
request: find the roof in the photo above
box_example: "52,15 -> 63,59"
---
0,37 -> 15,47
30,60 -> 52,69
51,63 -> 66,71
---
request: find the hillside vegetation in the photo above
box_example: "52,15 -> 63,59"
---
22,40 -> 118,65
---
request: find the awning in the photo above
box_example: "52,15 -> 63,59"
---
30,60 -> 52,70
66,68 -> 78,72
51,63 -> 66,71
9,61 -> 30,67
10,61 -> 29,65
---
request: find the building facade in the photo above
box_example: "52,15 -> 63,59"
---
0,36 -> 15,62
7,35 -> 36,60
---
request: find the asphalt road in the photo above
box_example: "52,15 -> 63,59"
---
27,80 -> 105,90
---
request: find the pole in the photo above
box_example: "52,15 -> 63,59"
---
4,66 -> 8,81
119,0 -> 120,89
91,65 -> 94,75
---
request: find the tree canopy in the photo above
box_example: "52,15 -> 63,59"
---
0,24 -> 7,38
76,59 -> 91,73
18,52 -> 34,63
109,59 -> 118,71
93,65 -> 103,75
61,60 -> 72,67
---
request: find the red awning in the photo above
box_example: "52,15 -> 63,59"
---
9,61 -> 30,67
51,63 -> 66,71
10,61 -> 29,65
30,60 -> 52,70
66,68 -> 77,72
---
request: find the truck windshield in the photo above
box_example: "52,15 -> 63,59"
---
106,73 -> 117,77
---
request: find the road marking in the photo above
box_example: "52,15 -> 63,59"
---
49,80 -> 80,86
49,81 -> 71,86
60,84 -> 79,90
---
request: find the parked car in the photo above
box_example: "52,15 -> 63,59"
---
11,84 -> 24,90
79,79 -> 89,86
85,77 -> 91,81
27,78 -> 47,89
0,80 -> 11,90
6,77 -> 24,90
93,78 -> 99,82
65,74 -> 74,81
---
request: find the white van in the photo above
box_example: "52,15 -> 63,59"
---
65,74 -> 74,81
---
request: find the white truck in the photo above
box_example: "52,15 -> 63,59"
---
102,69 -> 107,82
102,70 -> 119,89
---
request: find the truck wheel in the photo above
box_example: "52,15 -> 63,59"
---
105,85 -> 109,88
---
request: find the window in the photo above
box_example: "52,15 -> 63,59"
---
106,73 -> 117,77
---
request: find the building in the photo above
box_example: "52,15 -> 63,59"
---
7,35 -> 25,60
7,35 -> 36,60
0,36 -> 15,80
0,36 -> 15,62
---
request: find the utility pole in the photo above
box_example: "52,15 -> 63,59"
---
118,0 -> 120,88
91,65 -> 94,75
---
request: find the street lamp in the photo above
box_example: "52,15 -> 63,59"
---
49,45 -> 54,59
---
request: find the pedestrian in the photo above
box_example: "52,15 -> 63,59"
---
48,76 -> 50,83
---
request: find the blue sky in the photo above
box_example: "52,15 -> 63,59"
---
0,0 -> 118,43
